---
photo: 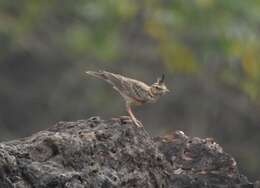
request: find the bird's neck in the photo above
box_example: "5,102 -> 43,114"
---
149,88 -> 160,99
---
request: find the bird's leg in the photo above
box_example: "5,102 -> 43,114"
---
126,104 -> 143,127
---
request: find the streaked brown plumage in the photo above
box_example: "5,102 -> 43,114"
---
86,70 -> 169,127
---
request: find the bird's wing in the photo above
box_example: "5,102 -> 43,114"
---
123,79 -> 151,101
86,70 -> 150,101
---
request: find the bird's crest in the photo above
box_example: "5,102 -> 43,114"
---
157,74 -> 165,85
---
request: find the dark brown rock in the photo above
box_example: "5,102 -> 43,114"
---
0,117 -> 257,188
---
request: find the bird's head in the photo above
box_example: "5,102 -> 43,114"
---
150,74 -> 170,96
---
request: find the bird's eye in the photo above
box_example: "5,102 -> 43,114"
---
155,86 -> 162,90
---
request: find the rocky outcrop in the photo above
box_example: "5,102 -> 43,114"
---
0,116 -> 258,188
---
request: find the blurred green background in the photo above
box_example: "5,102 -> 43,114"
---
1,0 -> 260,180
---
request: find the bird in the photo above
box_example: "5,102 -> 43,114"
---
86,70 -> 170,127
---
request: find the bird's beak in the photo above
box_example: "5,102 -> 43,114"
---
165,88 -> 170,93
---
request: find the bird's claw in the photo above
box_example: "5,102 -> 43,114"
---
133,119 -> 143,128
119,116 -> 143,127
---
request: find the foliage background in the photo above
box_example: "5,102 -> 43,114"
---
0,0 -> 260,180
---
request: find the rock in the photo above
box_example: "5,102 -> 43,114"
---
0,116 -> 257,188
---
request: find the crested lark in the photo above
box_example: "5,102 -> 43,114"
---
86,70 -> 169,127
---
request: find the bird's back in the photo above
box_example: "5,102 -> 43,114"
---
86,71 -> 152,104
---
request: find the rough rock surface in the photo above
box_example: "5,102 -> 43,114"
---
0,116 -> 258,188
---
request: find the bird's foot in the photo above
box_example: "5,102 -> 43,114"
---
133,118 -> 143,128
118,116 -> 143,127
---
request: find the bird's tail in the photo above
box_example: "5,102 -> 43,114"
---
85,70 -> 107,80
85,70 -> 119,86
86,70 -> 127,92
